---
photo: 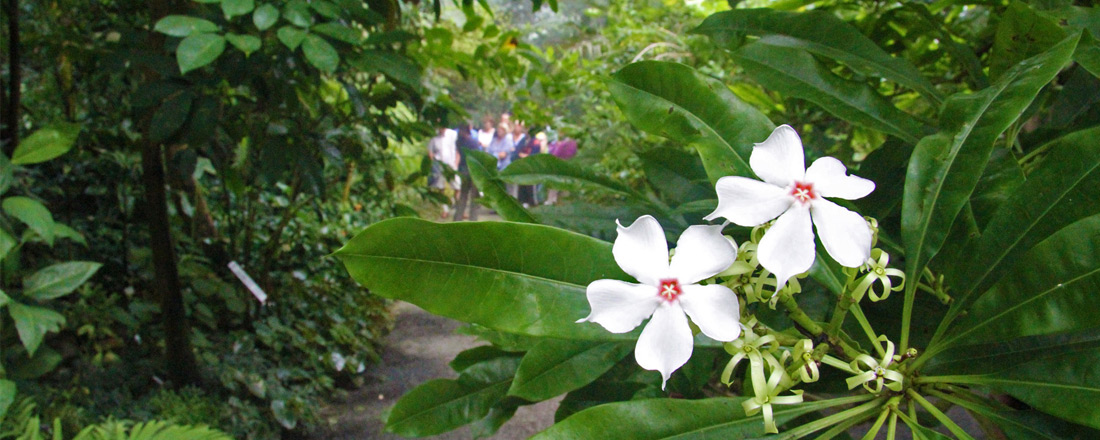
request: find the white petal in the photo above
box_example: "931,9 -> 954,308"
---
613,215 -> 669,285
804,157 -> 875,200
578,280 -> 661,333
758,207 -> 815,289
679,284 -> 741,341
635,302 -> 694,389
705,176 -> 792,227
668,225 -> 737,284
811,199 -> 872,268
749,125 -> 806,187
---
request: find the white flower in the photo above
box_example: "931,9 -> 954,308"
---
578,215 -> 741,388
705,125 -> 875,289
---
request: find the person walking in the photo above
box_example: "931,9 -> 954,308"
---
452,124 -> 482,221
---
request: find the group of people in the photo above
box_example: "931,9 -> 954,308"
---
427,112 -> 578,221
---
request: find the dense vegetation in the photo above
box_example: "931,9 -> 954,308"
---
4,0 -> 1100,438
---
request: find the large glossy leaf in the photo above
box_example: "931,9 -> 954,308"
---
23,261 -> 102,300
532,395 -> 875,439
901,35 -> 1078,339
385,356 -> 520,436
335,218 -> 631,340
11,123 -> 81,165
607,61 -> 774,184
2,196 -> 55,246
176,33 -> 226,74
933,125 -> 1100,344
466,150 -> 537,223
501,155 -> 642,200
694,8 -> 941,103
730,38 -> 925,144
936,389 -> 1097,439
935,215 -> 1100,351
530,202 -> 651,242
8,302 -> 65,357
923,320 -> 1100,376
637,147 -> 711,205
508,339 -> 633,402
987,1 -> 1067,80
980,348 -> 1100,429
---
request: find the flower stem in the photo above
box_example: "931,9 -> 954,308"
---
774,398 -> 885,440
776,289 -> 863,358
907,389 -> 976,440
820,354 -> 857,374
849,304 -> 885,358
915,374 -> 989,385
886,410 -> 898,440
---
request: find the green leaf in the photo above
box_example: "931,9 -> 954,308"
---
153,15 -> 219,37
336,218 -> 634,341
980,348 -> 1100,429
385,356 -> 520,436
730,39 -> 925,144
530,202 -> 651,242
310,0 -> 341,19
533,395 -> 875,439
276,26 -> 306,50
252,4 -> 279,30
11,123 -> 81,165
0,289 -> 8,308
988,1 -> 1067,80
225,33 -> 261,56
52,222 -> 85,246
938,215 -> 1100,349
607,61 -> 774,184
221,0 -> 254,19
508,340 -> 633,401
347,50 -> 423,89
0,154 -> 11,195
0,227 -> 16,261
451,345 -> 517,372
149,91 -> 194,143
501,154 -> 645,201
968,148 -> 1024,230
8,302 -> 65,357
934,125 -> 1100,345
311,22 -> 361,44
466,150 -> 538,223
938,389 -> 1096,439
301,34 -> 339,73
694,8 -> 942,103
638,147 -> 711,205
2,196 -> 55,246
902,35 -> 1078,330
1077,31 -> 1100,79
23,261 -> 102,300
9,346 -> 62,379
0,380 -> 14,420
176,33 -> 226,74
283,0 -> 312,27
924,328 -> 1100,376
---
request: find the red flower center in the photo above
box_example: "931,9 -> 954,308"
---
658,278 -> 682,302
790,181 -> 816,204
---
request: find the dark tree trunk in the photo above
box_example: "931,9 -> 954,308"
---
143,0 -> 200,387
142,141 -> 201,387
2,0 -> 21,154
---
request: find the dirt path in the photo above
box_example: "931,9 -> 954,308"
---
317,301 -> 560,439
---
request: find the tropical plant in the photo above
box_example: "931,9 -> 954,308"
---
338,1 -> 1100,438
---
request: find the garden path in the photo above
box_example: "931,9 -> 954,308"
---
318,211 -> 560,439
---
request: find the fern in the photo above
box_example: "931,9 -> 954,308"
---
71,420 -> 233,440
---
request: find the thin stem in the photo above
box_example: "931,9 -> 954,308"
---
916,375 -> 989,385
776,398 -> 885,440
849,304 -> 886,358
861,406 -> 892,440
900,282 -> 916,352
776,289 -> 863,359
819,404 -> 880,440
886,410 -> 898,440
907,389 -> 975,440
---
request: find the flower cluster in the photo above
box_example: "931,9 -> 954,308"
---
577,125 -> 904,433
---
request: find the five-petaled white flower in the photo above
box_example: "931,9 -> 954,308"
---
578,215 -> 741,388
705,125 -> 876,290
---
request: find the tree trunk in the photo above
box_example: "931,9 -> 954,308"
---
141,141 -> 201,387
2,0 -> 21,154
